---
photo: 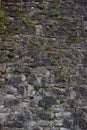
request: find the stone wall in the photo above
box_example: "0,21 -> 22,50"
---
0,0 -> 87,130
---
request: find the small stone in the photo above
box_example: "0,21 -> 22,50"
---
15,65 -> 32,73
5,85 -> 17,95
27,74 -> 37,85
0,105 -> 4,109
7,75 -> 22,87
4,94 -> 15,99
37,120 -> 49,127
0,63 -> 6,73
54,119 -> 63,127
41,77 -> 51,84
55,112 -> 62,118
32,126 -> 43,130
63,119 -> 73,129
5,121 -> 23,128
0,119 -> 3,130
63,112 -> 71,117
38,110 -> 54,120
28,121 -> 36,127
78,86 -> 87,98
38,111 -> 46,120
0,96 -> 4,105
8,16 -> 14,21
79,67 -> 87,76
52,88 -> 64,96
4,128 -> 24,130
50,128 -> 57,130
21,75 -> 26,81
35,25 -> 43,35
79,118 -> 87,129
17,85 -> 25,95
0,78 -> 5,82
16,110 -> 33,121
60,128 -> 70,130
0,113 -> 9,122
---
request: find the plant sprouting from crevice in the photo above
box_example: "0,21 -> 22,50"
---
0,5 -> 6,30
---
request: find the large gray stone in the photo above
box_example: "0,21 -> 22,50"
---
37,120 -> 50,127
17,85 -> 25,95
38,96 -> 57,107
79,118 -> 87,129
16,110 -> 33,121
5,121 -> 23,128
15,65 -> 32,73
7,75 -> 22,87
27,74 -> 37,85
63,119 -> 73,129
38,110 -> 54,120
78,86 -> 87,98
4,99 -> 20,107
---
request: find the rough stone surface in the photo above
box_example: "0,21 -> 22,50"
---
32,126 -> 43,130
0,0 -> 87,130
38,96 -> 57,107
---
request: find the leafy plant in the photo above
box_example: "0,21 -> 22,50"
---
0,5 -> 6,30
35,37 -> 42,47
51,59 -> 58,66
49,12 -> 58,17
75,18 -> 80,24
60,100 -> 64,104
55,0 -> 59,9
48,116 -> 57,121
29,39 -> 34,45
22,17 -> 33,27
38,4 -> 46,10
65,36 -> 80,43
60,73 -> 68,81
71,53 -> 76,60
44,106 -> 49,111
15,8 -> 23,14
73,36 -> 80,42
34,85 -> 40,92
60,66 -> 68,81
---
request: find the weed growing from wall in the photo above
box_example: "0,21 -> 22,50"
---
0,5 -> 6,30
